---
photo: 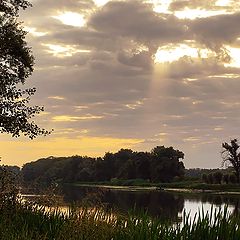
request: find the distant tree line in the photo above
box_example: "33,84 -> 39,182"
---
184,168 -> 223,180
202,171 -> 238,184
21,146 -> 185,185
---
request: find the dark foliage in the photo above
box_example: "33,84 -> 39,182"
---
22,146 -> 185,185
223,174 -> 229,184
222,139 -> 240,183
0,0 -> 50,138
213,171 -> 223,184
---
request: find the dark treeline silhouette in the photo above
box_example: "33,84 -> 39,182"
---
22,146 -> 185,185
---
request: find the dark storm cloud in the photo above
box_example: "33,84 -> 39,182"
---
117,50 -> 153,71
48,29 -> 119,51
89,1 -> 188,43
190,12 -> 240,47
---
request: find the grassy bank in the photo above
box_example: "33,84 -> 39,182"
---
1,203 -> 240,240
70,180 -> 240,193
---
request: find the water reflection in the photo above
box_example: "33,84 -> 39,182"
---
62,185 -> 239,223
63,185 -> 184,221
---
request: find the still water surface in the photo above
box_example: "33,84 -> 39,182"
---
62,185 -> 239,222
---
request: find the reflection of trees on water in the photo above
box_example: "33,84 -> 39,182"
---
62,186 -> 184,222
103,190 -> 184,221
62,186 -> 240,221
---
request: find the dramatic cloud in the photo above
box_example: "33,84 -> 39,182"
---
1,0 -> 240,168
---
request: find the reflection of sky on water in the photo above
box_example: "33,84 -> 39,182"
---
62,185 -> 240,222
182,199 -> 234,222
52,199 -> 236,226
26,186 -> 240,224
23,186 -> 239,225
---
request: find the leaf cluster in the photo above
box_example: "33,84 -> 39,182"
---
0,0 -> 50,138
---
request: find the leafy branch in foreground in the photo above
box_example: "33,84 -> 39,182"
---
0,0 -> 51,138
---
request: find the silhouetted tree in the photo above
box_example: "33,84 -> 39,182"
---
222,139 -> 240,183
150,146 -> 185,182
0,0 -> 49,138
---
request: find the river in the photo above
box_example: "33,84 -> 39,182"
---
61,185 -> 239,223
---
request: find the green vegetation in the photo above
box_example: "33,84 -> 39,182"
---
22,146 -> 185,186
2,162 -> 240,239
0,201 -> 240,239
0,0 -> 50,138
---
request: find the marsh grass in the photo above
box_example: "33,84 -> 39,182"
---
1,167 -> 240,239
0,202 -> 240,240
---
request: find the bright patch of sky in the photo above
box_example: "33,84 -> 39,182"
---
154,44 -> 209,63
174,9 -> 229,19
93,0 -> 111,7
224,46 -> 240,68
24,27 -> 47,37
53,12 -> 86,27
146,0 -> 230,18
215,0 -> 231,6
42,44 -> 91,57
149,0 -> 172,13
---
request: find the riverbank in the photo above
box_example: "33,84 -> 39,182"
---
68,181 -> 240,194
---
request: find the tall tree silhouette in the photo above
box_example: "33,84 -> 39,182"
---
222,139 -> 240,183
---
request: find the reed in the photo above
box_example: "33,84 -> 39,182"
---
0,202 -> 240,240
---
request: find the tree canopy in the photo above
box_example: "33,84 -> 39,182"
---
0,0 -> 49,138
222,139 -> 240,183
22,146 -> 185,185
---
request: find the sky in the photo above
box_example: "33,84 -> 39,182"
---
1,0 -> 240,168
